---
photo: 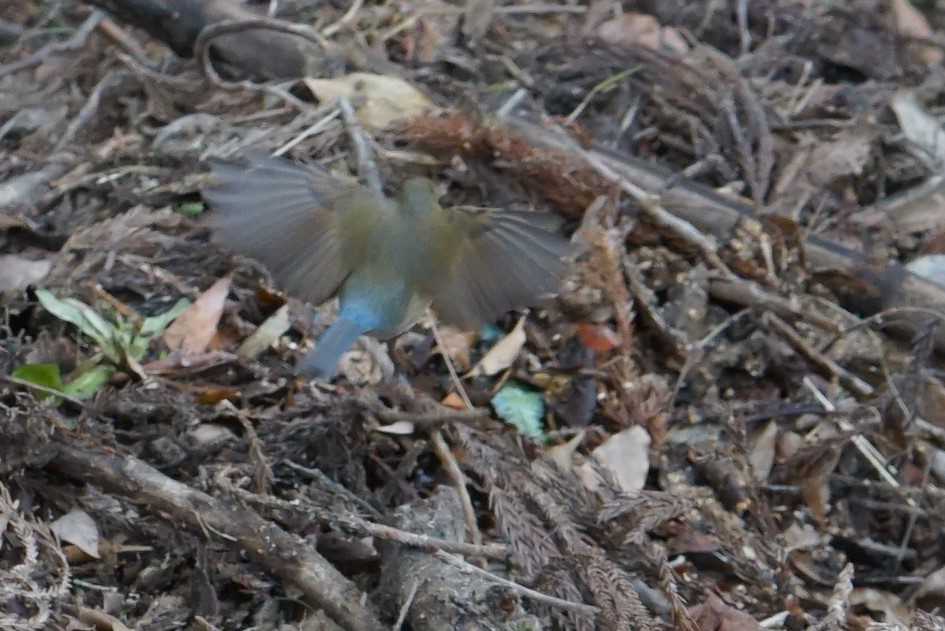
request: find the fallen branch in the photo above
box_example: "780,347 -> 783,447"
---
50,440 -> 386,631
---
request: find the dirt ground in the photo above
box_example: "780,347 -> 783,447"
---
3,1 -> 945,629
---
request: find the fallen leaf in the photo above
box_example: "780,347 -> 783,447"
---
892,0 -> 943,64
491,381 -> 544,438
434,325 -> 476,372
582,425 -> 651,494
688,593 -> 762,631
748,420 -> 778,482
440,391 -> 467,410
375,421 -> 415,435
891,90 -> 945,166
467,316 -> 526,377
576,322 -> 620,353
51,509 -> 100,559
597,12 -> 689,54
163,275 -> 231,355
303,73 -> 434,131
238,304 -> 290,359
0,254 -> 51,292
545,431 -> 585,472
187,423 -> 238,448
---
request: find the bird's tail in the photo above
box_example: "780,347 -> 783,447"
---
297,317 -> 365,379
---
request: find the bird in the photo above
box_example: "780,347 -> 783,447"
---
201,152 -> 571,379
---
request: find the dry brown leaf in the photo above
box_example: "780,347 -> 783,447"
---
688,593 -> 762,631
238,304 -> 290,360
580,425 -> 650,493
544,430 -> 585,472
50,509 -> 100,559
597,12 -> 689,54
467,316 -> 526,378
892,0 -> 944,64
435,324 -> 476,372
303,73 -> 434,131
747,420 -> 778,483
162,275 -> 231,355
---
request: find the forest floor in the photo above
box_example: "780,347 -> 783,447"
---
3,1 -> 945,630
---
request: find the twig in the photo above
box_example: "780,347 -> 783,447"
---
52,442 -> 386,631
97,16 -> 151,66
392,579 -> 420,631
3,376 -> 88,408
761,311 -> 873,397
431,430 -> 482,551
321,0 -> 364,37
338,96 -> 383,195
434,551 -> 600,616
56,70 -> 127,151
273,107 -> 341,156
216,470 -> 507,559
0,11 -> 104,78
576,138 -> 735,276
428,313 -> 473,410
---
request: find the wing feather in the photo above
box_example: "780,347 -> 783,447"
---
201,153 -> 389,306
431,208 -> 571,329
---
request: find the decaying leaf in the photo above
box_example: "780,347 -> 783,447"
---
163,275 -> 231,355
581,425 -> 650,493
434,324 -> 476,372
747,420 -> 778,483
688,593 -> 762,631
50,509 -> 100,559
596,12 -> 689,54
237,304 -> 290,359
303,73 -> 434,130
467,316 -> 526,377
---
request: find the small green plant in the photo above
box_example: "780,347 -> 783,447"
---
12,289 -> 189,401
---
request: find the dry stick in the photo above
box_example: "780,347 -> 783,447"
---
761,311 -> 874,397
338,96 -> 383,195
51,442 -> 386,631
431,429 -> 483,551
216,475 -> 508,560
427,315 -> 482,551
0,11 -> 104,78
55,70 -> 126,152
274,107 -> 341,156
580,147 -> 735,277
433,550 -> 600,616
392,579 -> 420,631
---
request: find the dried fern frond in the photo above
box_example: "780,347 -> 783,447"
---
0,482 -> 71,631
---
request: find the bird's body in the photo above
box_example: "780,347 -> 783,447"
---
202,154 -> 570,379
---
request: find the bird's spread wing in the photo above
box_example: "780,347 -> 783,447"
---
201,153 -> 392,306
428,208 -> 572,330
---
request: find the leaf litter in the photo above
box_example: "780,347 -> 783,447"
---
2,1 -> 945,629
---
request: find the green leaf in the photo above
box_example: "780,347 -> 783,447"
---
11,363 -> 65,400
139,299 -> 191,338
35,289 -> 120,362
128,298 -> 191,361
62,364 -> 114,399
175,201 -> 205,217
491,381 -> 545,439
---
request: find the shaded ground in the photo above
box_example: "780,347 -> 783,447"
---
3,0 -> 945,629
